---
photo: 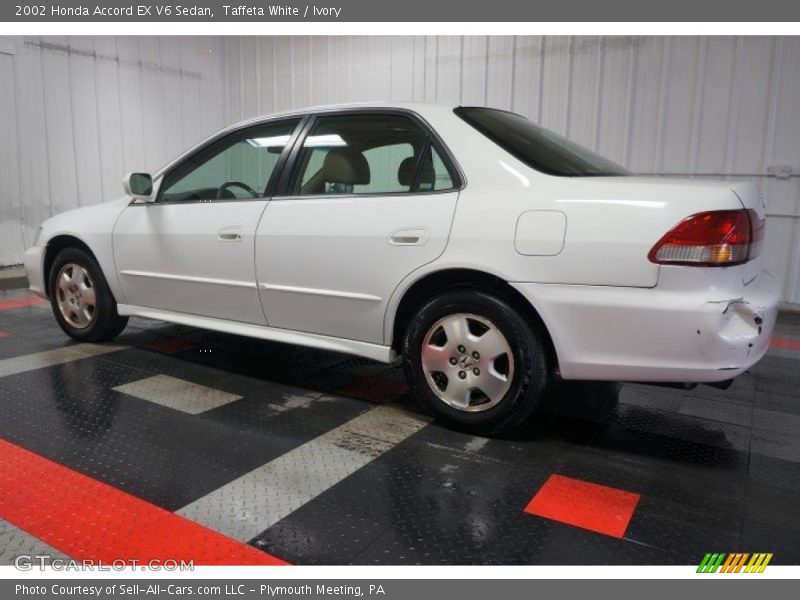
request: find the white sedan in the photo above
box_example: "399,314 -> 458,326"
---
24,102 -> 779,434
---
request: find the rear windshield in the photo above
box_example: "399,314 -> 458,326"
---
455,107 -> 629,177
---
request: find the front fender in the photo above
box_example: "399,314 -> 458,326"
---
36,197 -> 131,303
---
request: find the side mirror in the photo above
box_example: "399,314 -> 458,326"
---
123,172 -> 154,202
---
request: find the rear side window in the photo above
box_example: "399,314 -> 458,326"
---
287,113 -> 458,196
455,107 -> 629,177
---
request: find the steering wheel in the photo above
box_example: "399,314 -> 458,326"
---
217,181 -> 259,199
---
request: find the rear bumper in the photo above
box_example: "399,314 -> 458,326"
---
23,245 -> 46,298
512,270 -> 780,383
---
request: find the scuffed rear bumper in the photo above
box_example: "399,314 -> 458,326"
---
512,270 -> 780,383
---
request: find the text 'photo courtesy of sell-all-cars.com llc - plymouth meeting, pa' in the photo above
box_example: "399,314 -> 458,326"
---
24,102 -> 779,435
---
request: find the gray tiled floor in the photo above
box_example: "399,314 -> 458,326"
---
1,285 -> 800,565
113,374 -> 243,414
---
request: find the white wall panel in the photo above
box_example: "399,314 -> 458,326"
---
511,36 -> 543,119
486,37 -> 514,110
0,35 -> 225,266
41,36 -> 80,218
540,37 -> 571,133
436,36 -> 461,106
567,37 -> 601,150
460,36 -> 487,106
596,37 -> 635,164
0,51 -> 24,265
12,35 -> 51,253
223,35 -> 800,305
116,36 -> 147,174
93,37 -> 125,204
389,37 -> 414,103
68,36 -> 104,209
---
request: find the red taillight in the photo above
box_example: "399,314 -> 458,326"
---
648,209 -> 764,266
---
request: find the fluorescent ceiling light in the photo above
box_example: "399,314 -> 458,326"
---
247,135 -> 291,148
304,134 -> 347,148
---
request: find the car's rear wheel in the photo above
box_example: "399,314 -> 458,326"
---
402,289 -> 548,435
49,247 -> 128,342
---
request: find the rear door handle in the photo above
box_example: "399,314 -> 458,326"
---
390,228 -> 428,246
218,227 -> 242,242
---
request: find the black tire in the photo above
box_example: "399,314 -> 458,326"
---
402,289 -> 549,435
48,247 -> 128,342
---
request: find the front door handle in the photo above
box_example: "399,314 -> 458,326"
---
218,227 -> 242,242
389,228 -> 428,246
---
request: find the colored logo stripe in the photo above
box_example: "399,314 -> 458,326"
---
698,552 -> 773,573
0,438 -> 288,566
745,553 -> 773,573
697,553 -> 726,572
721,553 -> 749,573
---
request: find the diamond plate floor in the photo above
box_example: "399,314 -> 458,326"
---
1,287 -> 799,565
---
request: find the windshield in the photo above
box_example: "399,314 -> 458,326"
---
455,107 -> 629,177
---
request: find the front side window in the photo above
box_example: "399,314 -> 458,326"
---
159,119 -> 300,202
455,107 -> 629,177
288,113 -> 457,196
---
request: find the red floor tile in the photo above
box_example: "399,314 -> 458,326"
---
0,296 -> 46,311
524,474 -> 640,538
771,337 -> 800,351
0,438 -> 288,565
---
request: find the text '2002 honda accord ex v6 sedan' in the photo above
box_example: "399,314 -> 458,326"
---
24,102 -> 779,435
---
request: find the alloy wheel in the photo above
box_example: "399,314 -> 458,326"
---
420,313 -> 515,412
55,263 -> 97,329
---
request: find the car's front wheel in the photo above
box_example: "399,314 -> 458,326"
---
402,289 -> 549,435
49,247 -> 128,342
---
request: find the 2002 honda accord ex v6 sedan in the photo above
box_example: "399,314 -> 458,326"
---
24,102 -> 780,434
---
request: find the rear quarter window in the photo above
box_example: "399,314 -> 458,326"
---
455,107 -> 629,177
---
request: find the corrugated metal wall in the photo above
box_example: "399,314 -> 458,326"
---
224,36 -> 800,306
2,35 -> 799,305
0,35 -> 226,265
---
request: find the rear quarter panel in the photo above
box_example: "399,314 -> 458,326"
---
422,108 -> 748,289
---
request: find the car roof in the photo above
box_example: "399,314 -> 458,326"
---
230,101 -> 460,127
